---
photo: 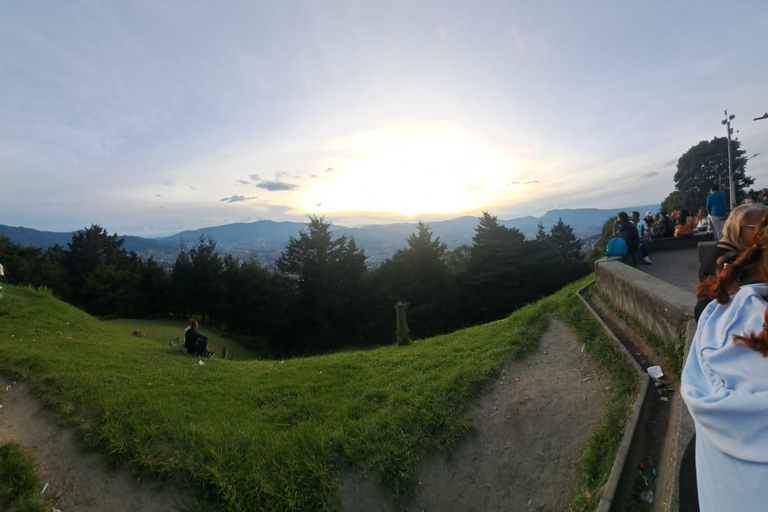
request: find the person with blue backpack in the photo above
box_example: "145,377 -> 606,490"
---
607,212 -> 640,263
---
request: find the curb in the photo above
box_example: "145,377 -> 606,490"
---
575,282 -> 651,512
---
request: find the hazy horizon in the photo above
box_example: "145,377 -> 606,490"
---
3,1 -> 767,236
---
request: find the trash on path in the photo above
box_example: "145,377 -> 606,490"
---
580,344 -> 585,354
639,489 -> 654,503
647,366 -> 664,379
41,482 -> 49,495
582,377 -> 592,382
198,360 -> 204,366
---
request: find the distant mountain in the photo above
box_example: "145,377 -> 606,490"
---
500,205 -> 660,239
0,225 -> 178,257
0,203 -> 659,263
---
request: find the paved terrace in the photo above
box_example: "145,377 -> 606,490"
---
636,247 -> 699,295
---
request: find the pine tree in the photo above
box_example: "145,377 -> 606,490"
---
277,216 -> 367,352
549,218 -> 582,261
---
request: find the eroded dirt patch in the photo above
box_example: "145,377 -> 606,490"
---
0,379 -> 182,511
342,319 -> 607,511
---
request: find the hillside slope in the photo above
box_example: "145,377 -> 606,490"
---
0,279 -> 634,510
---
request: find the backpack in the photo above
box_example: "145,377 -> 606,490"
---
606,237 -> 629,257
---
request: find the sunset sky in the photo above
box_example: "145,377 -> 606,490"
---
3,1 -> 768,236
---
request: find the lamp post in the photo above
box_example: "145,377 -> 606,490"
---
754,113 -> 768,121
722,110 -> 737,209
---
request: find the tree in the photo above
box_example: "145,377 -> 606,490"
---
62,225 -> 139,315
463,212 -> 527,323
535,223 -> 549,243
660,190 -> 684,213
188,236 -> 224,323
277,216 -> 367,352
366,222 -> 458,341
589,217 -> 617,262
671,137 -> 752,210
549,218 -> 583,261
170,246 -> 195,318
0,236 -> 43,286
218,256 -> 294,353
444,244 -> 471,276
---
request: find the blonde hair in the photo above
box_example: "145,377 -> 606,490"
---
697,208 -> 768,355
722,203 -> 766,250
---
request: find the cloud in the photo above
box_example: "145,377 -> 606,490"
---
256,181 -> 299,191
507,180 -> 539,186
310,174 -> 319,179
510,24 -> 525,52
155,194 -> 162,197
237,179 -> 250,185
274,171 -> 302,180
219,195 -> 258,203
249,174 -> 261,181
326,167 -> 334,173
163,181 -> 173,186
437,26 -> 448,41
638,171 -> 660,179
190,185 -> 197,190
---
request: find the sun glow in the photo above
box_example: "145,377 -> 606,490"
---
300,123 -> 533,218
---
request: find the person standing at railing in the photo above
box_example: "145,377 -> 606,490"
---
706,183 -> 728,241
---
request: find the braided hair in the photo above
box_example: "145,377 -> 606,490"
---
696,210 -> 768,355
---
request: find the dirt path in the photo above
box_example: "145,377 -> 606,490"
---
0,378 -> 182,511
341,319 -> 607,511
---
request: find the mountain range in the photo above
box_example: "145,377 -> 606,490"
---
0,204 -> 658,264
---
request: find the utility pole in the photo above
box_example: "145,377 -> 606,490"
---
722,110 -> 737,209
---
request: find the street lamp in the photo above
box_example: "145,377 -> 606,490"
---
722,110 -> 737,208
754,113 -> 768,121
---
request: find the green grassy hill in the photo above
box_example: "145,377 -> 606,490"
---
0,279 -> 635,511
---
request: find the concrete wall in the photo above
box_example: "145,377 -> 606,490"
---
651,233 -> 712,252
593,255 -> 699,512
594,259 -> 695,345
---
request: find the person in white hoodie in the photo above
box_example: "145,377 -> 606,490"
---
684,210 -> 768,511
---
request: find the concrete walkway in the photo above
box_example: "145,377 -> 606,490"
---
635,248 -> 699,295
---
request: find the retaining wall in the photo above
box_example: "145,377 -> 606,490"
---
594,258 -> 695,346
593,252 -> 698,512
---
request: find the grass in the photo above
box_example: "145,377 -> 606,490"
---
103,318 -> 262,361
0,442 -> 47,512
0,279 -> 637,511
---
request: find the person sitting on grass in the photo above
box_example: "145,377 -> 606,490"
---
185,319 -> 214,358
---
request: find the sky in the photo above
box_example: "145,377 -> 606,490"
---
2,0 -> 768,236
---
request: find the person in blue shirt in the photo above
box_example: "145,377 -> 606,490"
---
684,209 -> 768,511
706,184 -> 728,241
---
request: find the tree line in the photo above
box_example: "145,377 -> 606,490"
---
0,213 -> 588,356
